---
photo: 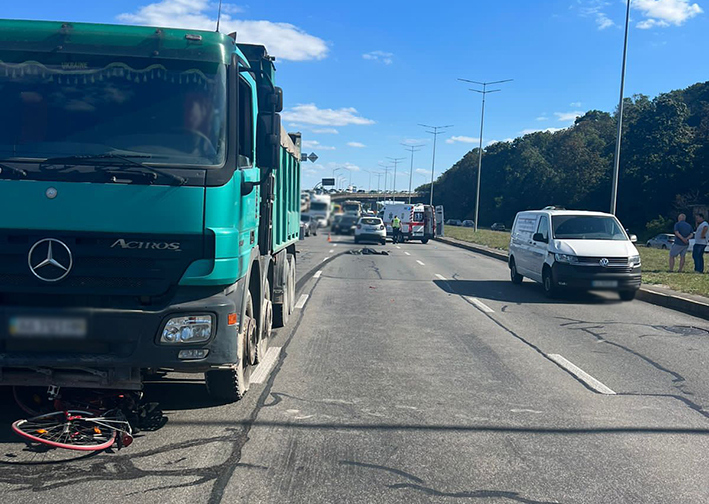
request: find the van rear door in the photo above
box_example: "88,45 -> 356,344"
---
510,212 -> 539,276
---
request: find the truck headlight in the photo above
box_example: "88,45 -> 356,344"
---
629,255 -> 641,267
554,253 -> 579,264
161,315 -> 213,344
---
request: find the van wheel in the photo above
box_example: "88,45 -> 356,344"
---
205,291 -> 252,401
256,279 -> 272,364
619,290 -> 637,301
510,259 -> 523,284
661,244 -> 668,250
421,238 -> 429,244
542,268 -> 558,298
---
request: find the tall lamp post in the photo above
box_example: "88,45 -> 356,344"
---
386,156 -> 406,201
402,143 -> 424,204
458,78 -> 512,232
378,162 -> 392,199
610,0 -> 631,215
419,124 -> 453,207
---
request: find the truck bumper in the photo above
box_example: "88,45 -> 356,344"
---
552,263 -> 642,291
0,285 -> 245,389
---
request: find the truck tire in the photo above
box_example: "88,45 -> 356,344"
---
256,279 -> 272,364
205,290 -> 253,401
287,254 -> 296,318
273,260 -> 291,327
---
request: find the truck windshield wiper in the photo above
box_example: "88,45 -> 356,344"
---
0,163 -> 28,178
42,153 -> 187,186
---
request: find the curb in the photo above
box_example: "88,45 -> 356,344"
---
435,236 -> 709,322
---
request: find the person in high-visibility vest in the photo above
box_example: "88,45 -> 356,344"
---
392,216 -> 402,244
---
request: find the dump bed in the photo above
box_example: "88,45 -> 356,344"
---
272,127 -> 301,253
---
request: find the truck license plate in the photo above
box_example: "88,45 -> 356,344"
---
9,317 -> 87,338
592,280 -> 618,288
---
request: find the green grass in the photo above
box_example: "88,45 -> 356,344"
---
444,226 -> 709,298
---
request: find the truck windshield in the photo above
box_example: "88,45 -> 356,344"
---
310,202 -> 328,211
552,215 -> 627,241
0,53 -> 227,167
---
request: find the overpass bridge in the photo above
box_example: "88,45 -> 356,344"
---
328,192 -> 426,204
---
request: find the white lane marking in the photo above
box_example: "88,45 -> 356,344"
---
404,251 -> 411,256
435,274 -> 447,280
465,296 -> 495,313
333,244 -> 338,247
416,260 -> 425,266
322,257 -> 329,262
313,270 -> 322,279
294,294 -> 309,309
547,354 -> 616,395
250,346 -> 282,384
396,245 -> 401,249
329,249 -> 334,253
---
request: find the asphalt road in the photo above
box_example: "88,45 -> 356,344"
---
1,232 -> 709,503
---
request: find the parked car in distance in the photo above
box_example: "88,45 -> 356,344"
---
646,233 -> 675,249
446,219 -> 462,226
354,217 -> 386,245
491,223 -> 506,231
332,213 -> 359,234
301,214 -> 318,237
508,209 -> 641,301
462,220 -> 475,228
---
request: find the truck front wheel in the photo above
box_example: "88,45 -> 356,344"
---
256,279 -> 272,364
205,290 -> 253,402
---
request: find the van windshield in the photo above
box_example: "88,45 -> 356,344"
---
552,215 -> 627,241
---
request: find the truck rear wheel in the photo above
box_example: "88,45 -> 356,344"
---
256,279 -> 272,364
273,259 -> 292,327
205,290 -> 253,402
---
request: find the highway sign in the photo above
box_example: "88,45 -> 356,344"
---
308,153 -> 319,162
322,178 -> 335,186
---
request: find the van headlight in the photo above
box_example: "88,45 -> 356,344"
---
161,315 -> 213,344
629,255 -> 641,267
554,253 -> 579,264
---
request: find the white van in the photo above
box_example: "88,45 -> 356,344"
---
508,209 -> 641,300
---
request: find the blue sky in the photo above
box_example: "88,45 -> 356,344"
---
2,0 -> 706,190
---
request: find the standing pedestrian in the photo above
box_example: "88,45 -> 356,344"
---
392,215 -> 402,244
693,213 -> 709,273
669,213 -> 692,272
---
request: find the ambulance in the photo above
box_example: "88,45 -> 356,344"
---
381,202 -> 436,243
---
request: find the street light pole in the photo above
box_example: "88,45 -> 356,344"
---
386,156 -> 406,201
419,124 -> 453,207
378,162 -> 392,199
458,78 -> 512,232
610,0 -> 631,216
403,144 -> 424,204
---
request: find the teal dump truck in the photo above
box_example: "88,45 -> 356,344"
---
0,20 -> 301,401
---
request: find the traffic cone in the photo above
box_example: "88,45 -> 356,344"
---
327,233 -> 332,243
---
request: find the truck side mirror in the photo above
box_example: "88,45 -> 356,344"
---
270,87 -> 284,113
256,112 -> 281,170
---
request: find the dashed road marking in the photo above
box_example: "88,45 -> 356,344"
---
250,346 -> 282,384
404,251 -> 411,256
314,270 -> 322,279
322,257 -> 329,262
547,354 -> 616,395
333,244 -> 338,247
396,245 -> 401,249
416,260 -> 425,266
435,274 -> 447,280
294,294 -> 309,309
465,296 -> 495,313
329,249 -> 334,253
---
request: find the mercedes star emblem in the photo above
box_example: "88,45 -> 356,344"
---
28,238 -> 73,282
599,258 -> 610,267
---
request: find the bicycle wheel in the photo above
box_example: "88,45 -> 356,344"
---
12,410 -> 117,451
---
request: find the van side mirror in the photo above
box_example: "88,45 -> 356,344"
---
630,234 -> 638,243
256,112 -> 281,170
533,233 -> 548,243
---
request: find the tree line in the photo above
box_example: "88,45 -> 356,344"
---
418,81 -> 709,238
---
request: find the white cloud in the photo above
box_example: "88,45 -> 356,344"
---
117,0 -> 328,61
402,138 -> 429,146
362,50 -> 394,65
347,141 -> 366,148
633,0 -> 703,28
445,135 -> 480,145
521,127 -> 565,135
328,161 -> 361,172
302,140 -> 335,151
596,12 -> 615,29
281,103 -> 375,126
486,138 -> 514,146
415,168 -> 430,176
312,128 -> 339,134
536,116 -> 549,121
570,101 -> 582,108
554,110 -> 584,122
579,1 -> 617,30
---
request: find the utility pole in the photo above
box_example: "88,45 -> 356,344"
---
386,156 -> 406,201
458,78 -> 512,232
419,124 -> 453,207
378,162 -> 392,200
610,0 -> 631,215
403,143 -> 424,203
363,169 -> 373,192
